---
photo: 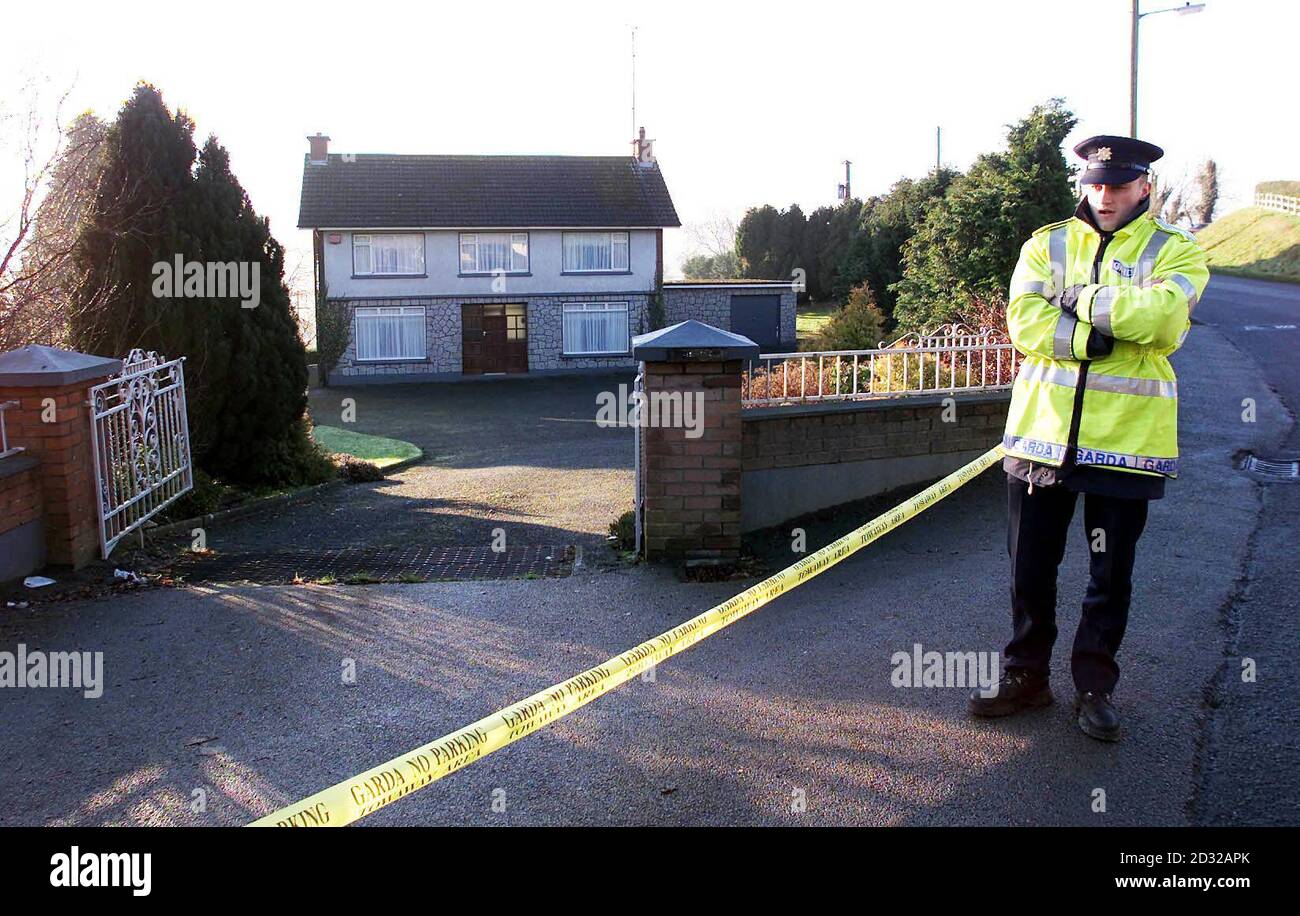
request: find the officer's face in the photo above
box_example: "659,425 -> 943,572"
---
1085,177 -> 1151,231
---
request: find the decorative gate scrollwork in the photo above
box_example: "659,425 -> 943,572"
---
88,350 -> 193,557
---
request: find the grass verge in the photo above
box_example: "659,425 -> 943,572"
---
310,426 -> 422,468
797,302 -> 838,340
1198,206 -> 1300,284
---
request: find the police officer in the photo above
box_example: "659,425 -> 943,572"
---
968,135 -> 1210,741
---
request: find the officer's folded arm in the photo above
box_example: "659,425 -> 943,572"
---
1073,241 -> 1209,351
1006,238 -> 1108,362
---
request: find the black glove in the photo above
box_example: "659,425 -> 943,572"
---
1058,284 -> 1085,317
1085,328 -> 1116,359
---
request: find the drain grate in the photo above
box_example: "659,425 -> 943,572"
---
1242,454 -> 1300,482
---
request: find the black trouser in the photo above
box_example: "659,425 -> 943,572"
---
1004,473 -> 1151,694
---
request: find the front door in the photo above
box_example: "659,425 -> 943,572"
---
462,304 -> 528,374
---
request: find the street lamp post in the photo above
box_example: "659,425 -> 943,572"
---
1131,1 -> 1206,137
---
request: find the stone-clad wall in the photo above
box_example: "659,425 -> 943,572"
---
663,287 -> 731,327
528,294 -> 651,371
327,294 -> 652,383
662,286 -> 797,350
330,298 -> 460,381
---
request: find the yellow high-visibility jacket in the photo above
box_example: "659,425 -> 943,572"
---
1002,202 -> 1210,479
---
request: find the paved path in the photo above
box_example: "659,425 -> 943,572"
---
0,289 -> 1292,826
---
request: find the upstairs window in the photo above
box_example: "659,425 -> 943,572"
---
460,232 -> 529,274
563,231 -> 630,272
353,233 -> 425,276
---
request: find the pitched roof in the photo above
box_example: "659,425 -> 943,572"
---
298,154 -> 680,229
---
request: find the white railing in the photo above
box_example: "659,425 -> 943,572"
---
742,324 -> 1021,408
1256,192 -> 1300,215
0,401 -> 22,460
88,349 -> 193,558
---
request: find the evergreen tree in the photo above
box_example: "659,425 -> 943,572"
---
801,206 -> 834,301
188,137 -> 324,484
70,84 -> 197,357
70,84 -> 329,487
809,282 -> 887,351
682,251 -> 739,279
736,204 -> 781,279
832,168 -> 957,311
891,99 -> 1077,332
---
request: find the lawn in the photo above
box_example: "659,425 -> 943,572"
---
311,425 -> 422,468
798,302 -> 839,340
1197,206 -> 1300,284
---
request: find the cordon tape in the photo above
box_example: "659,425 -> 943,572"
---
249,443 -> 1006,826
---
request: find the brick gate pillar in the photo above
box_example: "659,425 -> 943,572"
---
0,345 -> 123,569
631,321 -> 758,567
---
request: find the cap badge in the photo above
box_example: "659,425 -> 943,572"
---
1096,147 -> 1113,162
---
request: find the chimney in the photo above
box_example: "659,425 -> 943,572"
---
307,133 -> 330,164
632,126 -> 655,167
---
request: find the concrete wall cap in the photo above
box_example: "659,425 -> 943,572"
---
0,452 -> 40,480
632,320 -> 759,361
742,390 -> 1012,420
0,345 -> 122,387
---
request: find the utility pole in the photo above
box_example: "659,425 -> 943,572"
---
1130,1 -> 1139,137
626,25 -> 631,140
936,126 -> 941,171
1131,2 -> 1206,137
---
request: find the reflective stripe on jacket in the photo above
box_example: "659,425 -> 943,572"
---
1002,202 -> 1210,479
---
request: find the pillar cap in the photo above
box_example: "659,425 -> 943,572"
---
632,320 -> 759,362
0,345 -> 122,387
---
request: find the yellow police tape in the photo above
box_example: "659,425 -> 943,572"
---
249,443 -> 1005,826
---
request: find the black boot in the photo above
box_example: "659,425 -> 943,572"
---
1074,690 -> 1121,742
968,668 -> 1053,717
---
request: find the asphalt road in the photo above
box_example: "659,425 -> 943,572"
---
1183,274 -> 1300,825
0,276 -> 1294,826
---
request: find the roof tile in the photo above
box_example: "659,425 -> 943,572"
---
298,154 -> 681,229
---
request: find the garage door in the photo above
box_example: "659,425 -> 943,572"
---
729,294 -> 781,350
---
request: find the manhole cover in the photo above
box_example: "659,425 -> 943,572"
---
1241,453 -> 1300,482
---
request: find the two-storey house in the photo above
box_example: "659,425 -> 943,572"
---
300,132 -> 687,384
301,133 -> 798,385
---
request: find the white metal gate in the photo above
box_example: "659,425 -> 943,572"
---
88,349 -> 193,558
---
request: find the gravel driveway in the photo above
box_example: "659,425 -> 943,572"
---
194,372 -> 640,558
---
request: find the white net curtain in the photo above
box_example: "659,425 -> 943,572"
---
562,302 -> 628,355
562,232 -> 629,272
355,306 -> 426,360
354,233 -> 425,275
460,233 -> 529,273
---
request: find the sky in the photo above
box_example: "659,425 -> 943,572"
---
2,0 -> 1295,296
